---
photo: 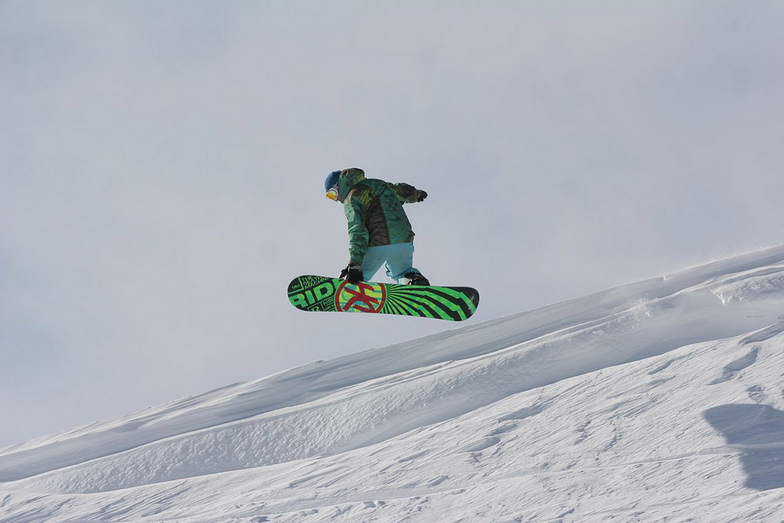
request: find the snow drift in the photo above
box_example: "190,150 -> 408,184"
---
2,246 -> 784,522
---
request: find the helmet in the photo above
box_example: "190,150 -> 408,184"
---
324,170 -> 341,192
325,170 -> 341,201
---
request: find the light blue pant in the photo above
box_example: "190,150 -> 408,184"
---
362,242 -> 421,283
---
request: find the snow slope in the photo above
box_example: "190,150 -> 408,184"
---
2,246 -> 784,522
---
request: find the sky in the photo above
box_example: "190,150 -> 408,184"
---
1,0 -> 783,448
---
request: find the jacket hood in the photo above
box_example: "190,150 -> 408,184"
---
337,168 -> 366,201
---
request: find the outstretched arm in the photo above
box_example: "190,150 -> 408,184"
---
390,183 -> 427,203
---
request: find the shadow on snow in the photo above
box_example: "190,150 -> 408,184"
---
704,404 -> 784,491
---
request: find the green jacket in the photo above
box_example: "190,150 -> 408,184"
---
336,168 -> 426,265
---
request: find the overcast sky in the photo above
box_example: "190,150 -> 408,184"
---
2,1 -> 783,448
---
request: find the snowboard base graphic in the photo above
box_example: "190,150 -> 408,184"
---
288,275 -> 479,321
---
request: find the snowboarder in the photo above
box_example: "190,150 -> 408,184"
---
324,168 -> 431,286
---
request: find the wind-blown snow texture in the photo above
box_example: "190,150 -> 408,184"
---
2,246 -> 784,522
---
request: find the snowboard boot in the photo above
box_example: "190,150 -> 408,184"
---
403,272 -> 430,286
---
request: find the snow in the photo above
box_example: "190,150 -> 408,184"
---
2,246 -> 784,522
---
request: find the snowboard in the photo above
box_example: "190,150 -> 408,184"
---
288,275 -> 479,321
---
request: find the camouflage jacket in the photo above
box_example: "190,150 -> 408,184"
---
335,168 -> 426,265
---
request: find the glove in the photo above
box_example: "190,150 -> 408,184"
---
340,264 -> 364,284
416,190 -> 428,203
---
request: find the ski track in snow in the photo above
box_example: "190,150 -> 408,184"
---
1,246 -> 784,522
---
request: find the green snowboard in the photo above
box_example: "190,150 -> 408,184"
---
288,275 -> 479,321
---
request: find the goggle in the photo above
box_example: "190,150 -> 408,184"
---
326,185 -> 340,202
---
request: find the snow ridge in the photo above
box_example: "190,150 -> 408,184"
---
2,246 -> 784,522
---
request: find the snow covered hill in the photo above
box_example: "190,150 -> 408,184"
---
2,246 -> 784,522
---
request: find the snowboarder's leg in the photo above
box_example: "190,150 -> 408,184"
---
361,246 -> 387,282
383,243 -> 429,284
